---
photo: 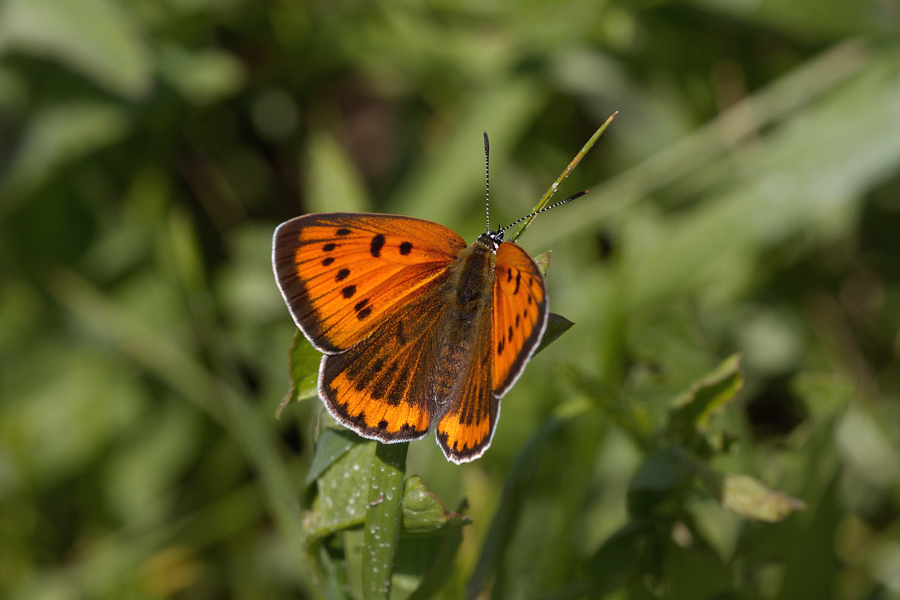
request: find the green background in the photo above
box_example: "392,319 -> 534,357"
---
2,0 -> 900,598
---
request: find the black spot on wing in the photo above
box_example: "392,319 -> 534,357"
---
341,285 -> 356,298
322,257 -> 335,266
370,234 -> 386,257
323,243 -> 337,252
386,363 -> 412,406
353,298 -> 373,320
370,357 -> 385,375
336,228 -> 352,236
336,268 -> 350,282
399,241 -> 413,255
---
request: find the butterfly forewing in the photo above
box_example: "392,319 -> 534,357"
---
491,242 -> 548,395
273,213 -> 466,353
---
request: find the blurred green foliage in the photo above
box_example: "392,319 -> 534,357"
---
2,0 -> 900,598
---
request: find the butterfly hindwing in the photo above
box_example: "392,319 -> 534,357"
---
273,213 -> 467,353
491,241 -> 548,395
435,306 -> 497,463
319,290 -> 450,442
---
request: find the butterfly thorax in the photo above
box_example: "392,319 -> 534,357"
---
453,237 -> 497,308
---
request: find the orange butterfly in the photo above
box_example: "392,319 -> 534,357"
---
273,135 -> 584,463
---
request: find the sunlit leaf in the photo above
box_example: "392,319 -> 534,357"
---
721,475 -> 806,522
305,129 -> 371,213
157,43 -> 245,105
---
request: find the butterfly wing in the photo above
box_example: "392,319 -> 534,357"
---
436,241 -> 548,463
273,213 -> 467,353
435,305 -> 496,463
319,290 -> 449,442
492,241 -> 548,395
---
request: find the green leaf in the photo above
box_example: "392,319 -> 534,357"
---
304,428 -> 360,489
533,250 -> 551,276
157,43 -> 245,105
277,330 -> 320,417
666,354 -> 744,448
305,438 -> 375,537
534,313 -> 574,355
305,129 -> 371,213
721,475 -> 806,522
401,476 -> 470,533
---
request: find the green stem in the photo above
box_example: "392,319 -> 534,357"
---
509,112 -> 617,242
362,442 -> 409,599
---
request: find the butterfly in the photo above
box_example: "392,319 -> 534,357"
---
273,134 -> 584,463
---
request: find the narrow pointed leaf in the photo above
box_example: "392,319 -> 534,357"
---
535,313 -> 574,355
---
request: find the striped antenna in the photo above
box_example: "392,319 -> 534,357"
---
483,132 -> 491,233
498,191 -> 587,235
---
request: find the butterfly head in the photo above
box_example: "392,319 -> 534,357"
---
478,230 -> 504,250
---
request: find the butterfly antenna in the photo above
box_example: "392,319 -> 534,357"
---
483,132 -> 491,234
498,190 -> 588,235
